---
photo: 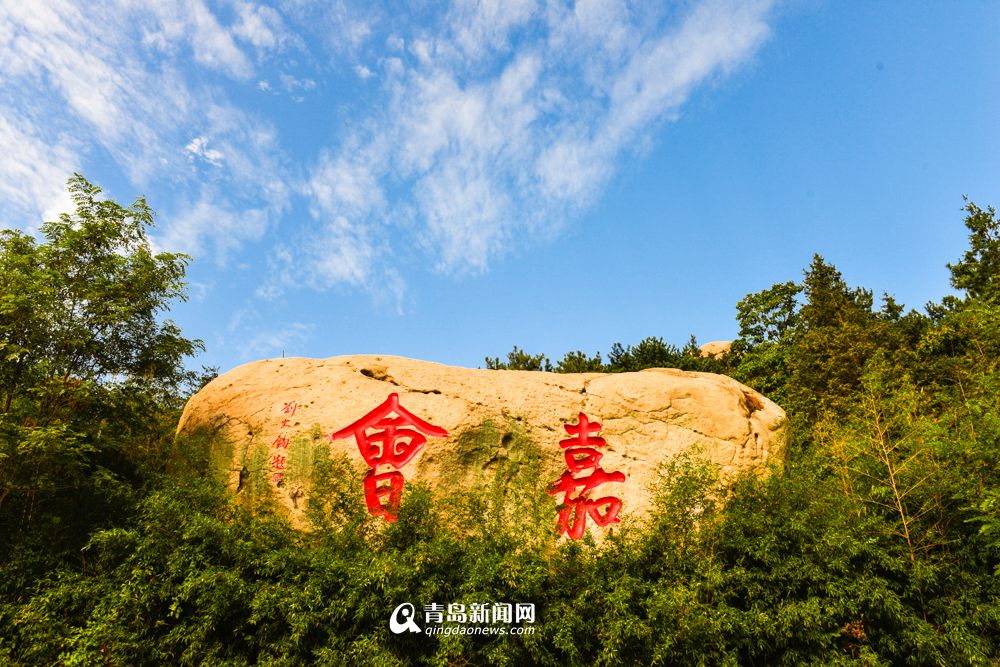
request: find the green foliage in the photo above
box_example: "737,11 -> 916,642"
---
554,350 -> 605,373
608,336 -> 679,372
969,488 -> 1000,572
948,199 -> 1000,303
734,280 -> 802,348
485,346 -> 552,371
785,255 -> 884,423
1,174 -> 198,399
489,335 -> 728,377
0,175 -> 202,631
729,280 -> 801,403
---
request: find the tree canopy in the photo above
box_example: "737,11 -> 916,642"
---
1,174 -> 202,573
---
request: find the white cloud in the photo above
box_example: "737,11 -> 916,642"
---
1,0 -> 778,301
281,0 -> 373,53
447,0 -> 539,60
295,0 -> 775,280
237,321 -> 315,360
304,216 -> 375,287
131,1 -> 256,79
308,151 -> 384,220
255,215 -> 375,301
187,2 -> 253,78
185,136 -> 224,166
416,163 -> 510,271
278,73 -> 316,91
233,2 -> 287,50
290,0 -> 774,282
155,191 -> 271,264
386,34 -> 404,51
186,280 -> 212,302
0,111 -> 79,228
0,0 -> 292,262
410,38 -> 433,65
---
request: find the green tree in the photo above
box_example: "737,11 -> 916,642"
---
485,345 -> 552,371
0,174 -> 201,566
607,336 -> 681,372
920,200 -> 1000,383
948,199 -> 1000,303
554,350 -> 605,373
786,255 -> 890,424
734,280 -> 802,348
729,280 -> 802,403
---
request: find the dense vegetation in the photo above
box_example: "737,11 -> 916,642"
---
1,178 -> 998,665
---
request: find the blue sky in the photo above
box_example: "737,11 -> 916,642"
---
3,1 -> 998,374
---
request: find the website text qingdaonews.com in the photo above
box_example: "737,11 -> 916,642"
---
424,625 -> 536,636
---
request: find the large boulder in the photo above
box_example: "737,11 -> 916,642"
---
176,355 -> 785,534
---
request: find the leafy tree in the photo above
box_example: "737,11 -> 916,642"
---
948,199 -> 1000,303
485,345 -> 552,371
607,336 -> 681,372
0,174 -> 201,573
819,358 -> 952,563
554,350 -> 605,373
919,201 -> 1000,384
734,280 -> 803,349
970,487 -> 1000,573
784,255 -> 896,425
729,280 -> 802,404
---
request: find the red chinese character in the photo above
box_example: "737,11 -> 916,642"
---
363,470 -> 405,518
273,434 -> 290,449
271,454 -> 287,471
559,412 -> 606,450
282,401 -> 297,416
328,393 -> 447,522
548,413 -> 626,539
280,419 -> 293,428
272,472 -> 284,484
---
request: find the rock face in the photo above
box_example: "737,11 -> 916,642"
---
699,340 -> 732,359
176,355 -> 785,533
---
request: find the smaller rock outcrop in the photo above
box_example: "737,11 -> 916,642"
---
699,340 -> 732,359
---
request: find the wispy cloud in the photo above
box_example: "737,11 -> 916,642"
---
294,0 -> 776,291
2,0 -> 776,300
0,0 -> 292,255
185,136 -> 225,167
155,191 -> 271,265
223,305 -> 317,360
237,321 -> 316,360
0,112 -> 78,228
232,1 -> 291,51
